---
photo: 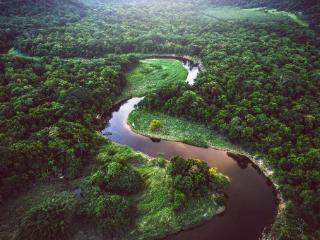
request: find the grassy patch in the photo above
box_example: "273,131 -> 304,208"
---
265,9 -> 308,27
204,7 -> 308,27
204,7 -> 282,21
122,59 -> 188,98
128,161 -> 225,239
128,109 -> 242,151
76,142 -> 227,239
0,143 -> 226,239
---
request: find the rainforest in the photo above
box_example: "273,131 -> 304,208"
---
0,0 -> 319,239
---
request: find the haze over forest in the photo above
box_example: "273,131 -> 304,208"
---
0,0 -> 319,240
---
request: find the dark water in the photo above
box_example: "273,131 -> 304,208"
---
101,60 -> 278,240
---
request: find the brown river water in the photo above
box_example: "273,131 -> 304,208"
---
101,59 -> 278,240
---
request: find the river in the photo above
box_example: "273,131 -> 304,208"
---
101,59 -> 278,240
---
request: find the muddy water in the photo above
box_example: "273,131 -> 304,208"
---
101,59 -> 278,240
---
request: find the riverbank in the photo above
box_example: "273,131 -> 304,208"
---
103,96 -> 278,240
128,109 -> 239,150
128,108 -> 282,203
117,55 -> 280,239
100,52 -> 279,239
0,139 -> 228,240
93,143 -> 228,239
128,156 -> 226,239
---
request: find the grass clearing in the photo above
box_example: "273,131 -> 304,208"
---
122,58 -> 188,98
129,162 -> 224,239
265,9 -> 308,27
0,142 -> 225,240
80,142 -> 226,239
204,7 -> 308,27
128,109 -> 242,152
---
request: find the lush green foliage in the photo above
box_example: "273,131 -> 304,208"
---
17,192 -> 76,240
128,108 -> 240,149
0,0 -> 87,53
77,142 -> 227,238
83,161 -> 144,195
129,158 -> 226,239
134,10 -> 320,233
0,54 -> 138,201
168,156 -> 228,198
81,190 -> 136,236
124,59 -> 188,97
80,153 -> 144,236
1,0 -> 320,238
141,80 -> 320,237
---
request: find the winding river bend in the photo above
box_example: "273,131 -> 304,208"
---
102,59 -> 278,240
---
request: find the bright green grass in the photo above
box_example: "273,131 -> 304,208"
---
96,143 -> 226,239
128,109 -> 243,152
0,141 -> 226,239
204,7 -> 283,21
122,59 -> 188,98
204,7 -> 308,27
128,162 -> 224,239
265,9 -> 308,27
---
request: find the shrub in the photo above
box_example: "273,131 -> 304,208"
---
95,194 -> 136,235
102,162 -> 144,195
97,143 -> 141,164
149,119 -> 162,131
80,185 -> 136,237
208,167 -> 230,190
173,174 -> 195,196
80,160 -> 144,236
214,194 -> 226,206
17,192 -> 76,240
82,161 -> 144,195
168,156 -> 190,176
168,156 -> 228,197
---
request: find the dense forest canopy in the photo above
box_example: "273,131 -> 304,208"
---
0,0 -> 87,53
0,0 -> 86,17
0,0 -> 320,239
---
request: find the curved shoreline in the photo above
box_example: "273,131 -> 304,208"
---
129,54 -> 281,208
103,96 -> 279,240
127,111 -> 281,204
102,57 -> 279,239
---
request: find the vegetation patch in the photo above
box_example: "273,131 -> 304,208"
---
128,109 -> 241,150
123,59 -> 188,98
1,0 -> 320,238
203,7 -> 308,27
17,192 -> 76,240
128,155 -> 228,239
0,182 -> 69,240
77,142 -> 228,239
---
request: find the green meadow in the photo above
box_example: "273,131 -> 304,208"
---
123,59 -> 188,98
